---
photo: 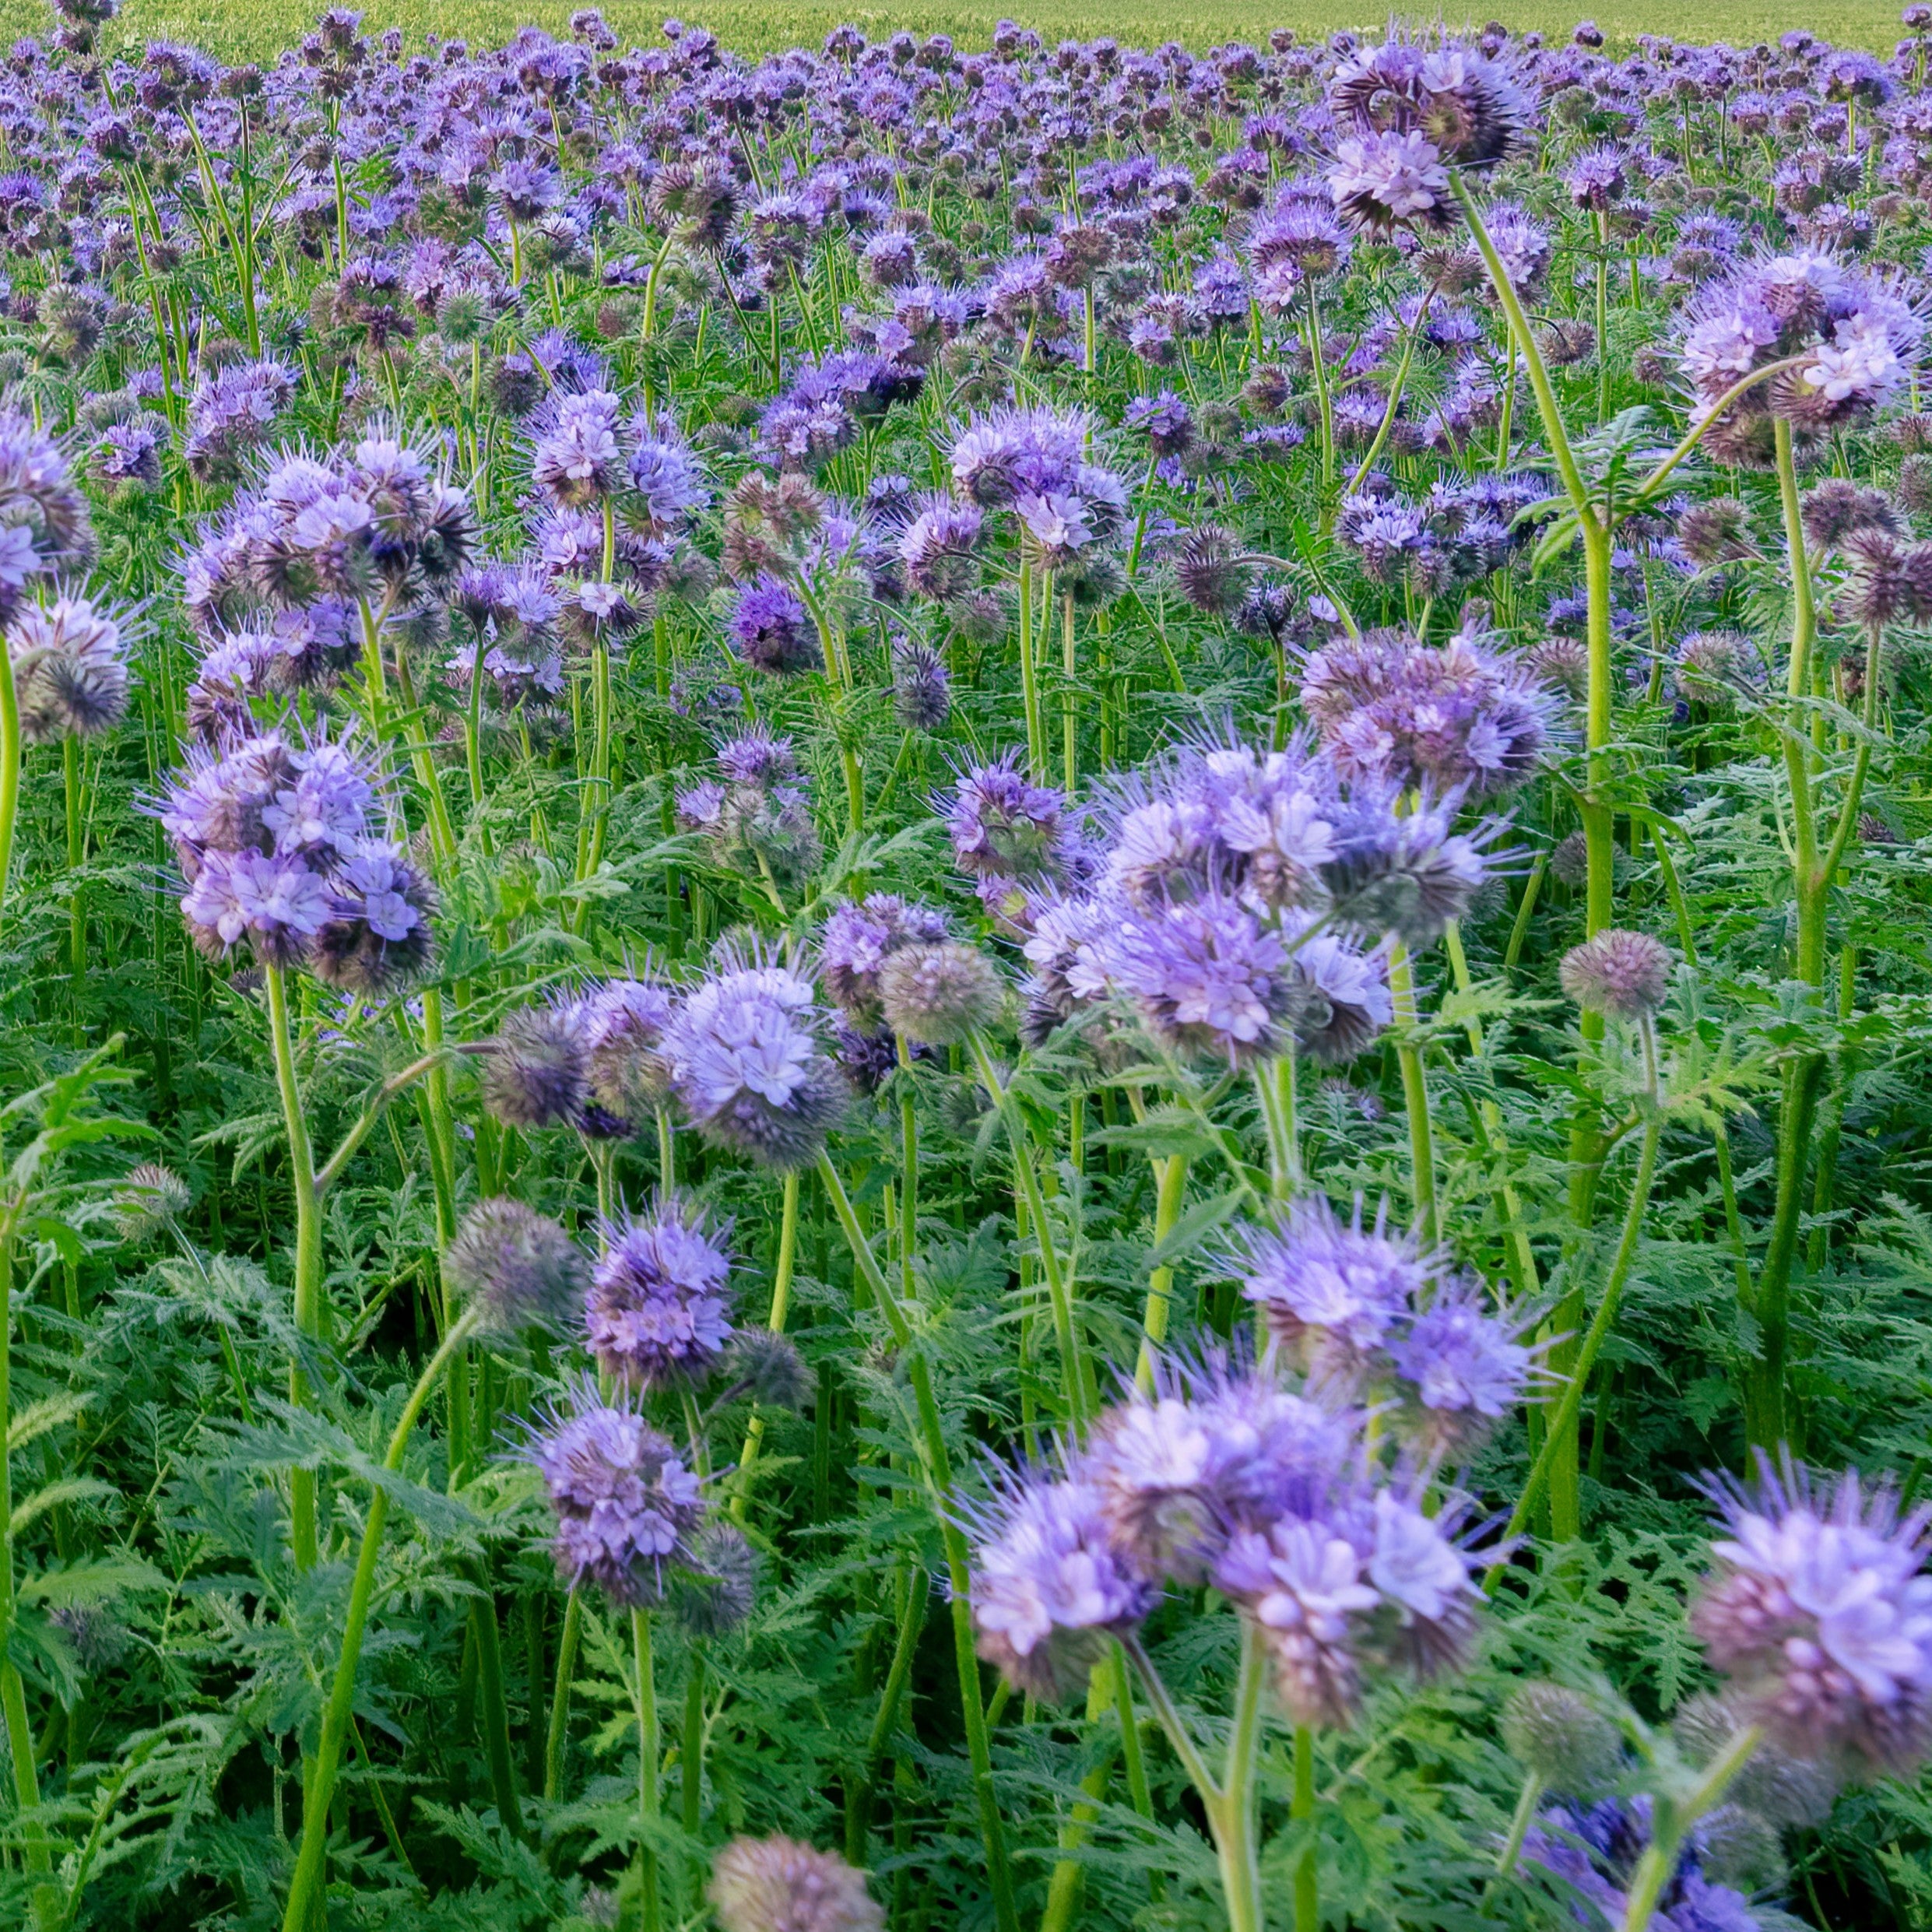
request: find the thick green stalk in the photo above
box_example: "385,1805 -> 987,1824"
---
1134,1154 -> 1189,1393
730,1168 -> 799,1520
1018,557 -> 1047,781
63,733 -> 84,998
0,637 -> 19,931
1386,947 -> 1436,1246
631,1608 -> 662,1932
847,1563 -> 925,1866
1488,1117 -> 1662,1580
1619,1723 -> 1764,1932
970,1036 -> 1089,1430
462,1558 -> 524,1838
279,1313 -> 479,1932
1060,588 -> 1078,797
543,1590 -> 583,1803
0,1221 -> 47,1872
265,964 -> 323,1574
1745,418 -> 1842,1450
1291,1723 -> 1317,1932
814,1153 -> 1020,1932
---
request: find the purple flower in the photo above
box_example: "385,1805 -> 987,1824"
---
588,1196 -> 736,1389
181,847 -> 332,964
1326,131 -> 1454,237
311,843 -> 436,995
940,753 -> 1085,886
1386,1282 -> 1533,1456
818,893 -> 947,1027
627,428 -> 710,530
965,1465 -> 1156,1702
1285,919 -> 1393,1064
1299,628 -> 1552,798
1320,789 -> 1495,948
1236,1196 -> 1428,1376
662,951 -> 846,1170
1109,894 -> 1296,1069
1694,1458 -> 1932,1779
530,1379 -> 708,1607
532,388 -> 627,508
729,576 -> 821,676
10,591 -> 130,742
898,495 -> 983,600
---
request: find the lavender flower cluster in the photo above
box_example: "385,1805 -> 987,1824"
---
968,1347 -> 1489,1725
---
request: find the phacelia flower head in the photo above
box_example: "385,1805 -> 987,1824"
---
1560,928 -> 1674,1021
0,414 -> 98,602
891,639 -> 951,731
310,843 -> 436,995
443,1196 -> 585,1335
531,388 -> 628,510
482,1003 -> 590,1129
1319,788 -> 1495,948
878,939 -> 1004,1045
579,975 -> 678,1129
1694,1456 -> 1932,1780
730,575 -> 822,676
663,949 -> 847,1169
964,1461 -> 1156,1702
588,1196 -> 736,1389
940,753 -> 1087,887
9,589 -> 132,742
1326,130 -> 1454,238
818,893 -> 949,1027
1386,1280 -> 1534,1456
1299,627 -> 1552,798
1235,1195 -> 1429,1378
530,1377 -> 708,1607
1109,892 -> 1298,1070
709,1835 -> 883,1932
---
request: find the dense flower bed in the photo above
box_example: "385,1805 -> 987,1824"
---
0,5 -> 1930,1928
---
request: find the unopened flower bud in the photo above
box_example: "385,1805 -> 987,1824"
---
709,1834 -> 883,1932
1559,928 -> 1673,1020
1499,1682 -> 1622,1796
444,1197 -> 586,1333
878,940 -> 1003,1045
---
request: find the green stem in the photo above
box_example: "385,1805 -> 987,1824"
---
814,1153 -> 1020,1932
848,1563 -> 924,1866
1134,1155 -> 1189,1393
730,1168 -> 799,1522
0,1215 -> 47,1871
1387,946 -> 1436,1246
1619,1723 -> 1765,1932
1291,1723 -> 1317,1932
0,631 -> 19,933
279,1314 -> 480,1931
543,1590 -> 582,1804
265,964 -> 323,1574
970,1036 -> 1089,1431
1487,1118 -> 1662,1582
632,1607 -> 662,1932
462,1558 -> 525,1838
64,733 -> 84,999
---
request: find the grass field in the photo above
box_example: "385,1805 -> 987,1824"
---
0,0 -> 1897,60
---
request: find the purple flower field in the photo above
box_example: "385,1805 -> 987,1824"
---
0,9 -> 1930,1928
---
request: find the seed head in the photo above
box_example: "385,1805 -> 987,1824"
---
1500,1682 -> 1623,1796
114,1161 -> 191,1238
